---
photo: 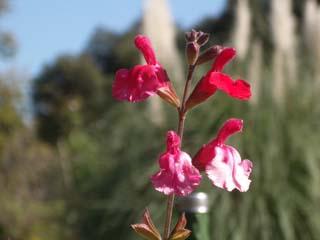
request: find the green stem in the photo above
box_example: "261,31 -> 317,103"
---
162,64 -> 196,240
163,194 -> 175,240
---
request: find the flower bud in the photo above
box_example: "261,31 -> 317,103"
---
197,33 -> 210,46
185,29 -> 198,42
186,42 -> 200,65
197,45 -> 223,65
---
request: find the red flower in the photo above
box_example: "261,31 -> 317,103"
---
112,35 -> 179,106
186,48 -> 251,110
151,131 -> 201,196
193,119 -> 253,192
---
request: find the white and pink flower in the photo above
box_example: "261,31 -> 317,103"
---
193,118 -> 253,192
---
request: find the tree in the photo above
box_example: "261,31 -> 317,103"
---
32,55 -> 106,143
0,130 -> 65,240
0,78 -> 22,152
84,27 -> 118,74
0,0 -> 17,58
84,24 -> 140,75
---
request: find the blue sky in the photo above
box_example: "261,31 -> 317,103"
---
0,0 -> 226,76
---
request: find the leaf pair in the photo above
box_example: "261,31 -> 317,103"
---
131,209 -> 162,240
131,209 -> 191,240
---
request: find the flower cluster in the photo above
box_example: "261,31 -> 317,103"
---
112,33 -> 253,196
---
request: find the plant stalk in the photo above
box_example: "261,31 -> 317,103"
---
162,64 -> 196,240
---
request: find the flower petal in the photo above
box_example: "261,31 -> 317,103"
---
112,68 -> 131,100
209,72 -> 251,100
113,35 -> 174,103
151,152 -> 201,196
152,132 -> 201,196
205,146 -> 238,191
205,146 -> 252,192
192,143 -> 216,171
212,47 -> 236,72
166,131 -> 181,154
135,35 -> 157,65
185,74 -> 218,110
234,159 -> 253,192
215,118 -> 243,144
112,65 -> 168,102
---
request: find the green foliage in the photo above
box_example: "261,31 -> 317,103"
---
0,130 -> 67,240
85,25 -> 140,75
194,214 -> 210,240
0,79 -> 22,152
32,55 -> 107,143
84,27 -> 119,74
60,104 -> 166,240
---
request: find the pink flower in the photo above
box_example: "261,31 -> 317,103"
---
193,118 -> 253,192
112,35 -> 179,106
186,48 -> 251,110
151,131 -> 201,196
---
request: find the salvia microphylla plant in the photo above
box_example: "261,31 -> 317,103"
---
112,30 -> 253,240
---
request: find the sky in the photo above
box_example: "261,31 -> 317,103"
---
0,0 -> 226,76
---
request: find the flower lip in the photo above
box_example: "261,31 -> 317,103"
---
208,72 -> 252,101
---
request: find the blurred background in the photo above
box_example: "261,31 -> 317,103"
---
0,0 -> 320,239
